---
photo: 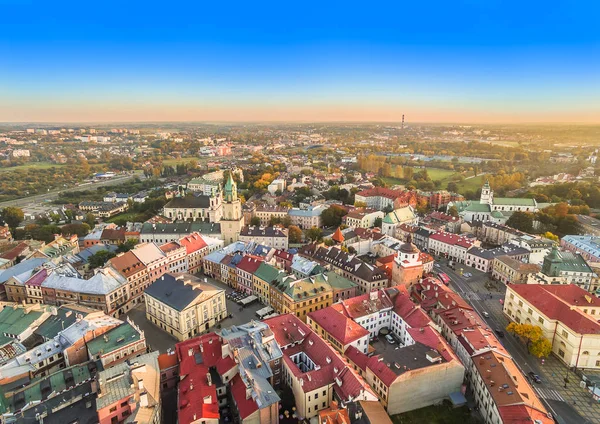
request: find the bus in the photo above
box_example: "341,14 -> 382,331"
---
438,273 -> 451,285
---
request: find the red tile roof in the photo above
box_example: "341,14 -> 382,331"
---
179,232 -> 208,254
308,307 -> 369,345
176,333 -> 226,423
235,256 -> 264,274
344,346 -> 369,371
429,232 -> 474,248
509,284 -> 600,335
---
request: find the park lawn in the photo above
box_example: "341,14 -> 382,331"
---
162,156 -> 210,166
391,404 -> 480,424
425,167 -> 457,182
106,212 -> 146,223
456,175 -> 485,193
383,168 -> 459,187
0,162 -> 65,173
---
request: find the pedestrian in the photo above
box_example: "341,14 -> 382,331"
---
541,359 -> 545,365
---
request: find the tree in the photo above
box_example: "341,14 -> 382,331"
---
529,338 -> 552,358
506,211 -> 534,233
250,216 -> 261,226
321,205 -> 348,228
305,227 -> 323,242
354,201 -> 368,208
84,213 -> 96,229
281,216 -> 292,228
506,322 -> 552,357
88,250 -> 116,269
347,246 -> 357,254
374,217 -> 383,228
49,212 -> 61,224
542,231 -> 559,242
448,206 -> 459,217
446,182 -> 459,193
117,239 -> 137,253
288,225 -> 303,243
1,207 -> 24,230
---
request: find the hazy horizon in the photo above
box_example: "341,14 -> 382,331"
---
2,0 -> 599,123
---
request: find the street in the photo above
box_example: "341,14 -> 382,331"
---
0,173 -> 139,209
437,261 -> 598,424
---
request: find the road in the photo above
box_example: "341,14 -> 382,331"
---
0,173 -> 140,208
437,261 -> 591,424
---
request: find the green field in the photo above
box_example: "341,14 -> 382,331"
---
455,175 -> 485,193
382,167 -> 459,188
0,162 -> 65,173
392,404 -> 480,424
162,156 -> 210,167
106,212 -> 145,223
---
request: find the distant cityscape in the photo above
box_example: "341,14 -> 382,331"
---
0,122 -> 598,424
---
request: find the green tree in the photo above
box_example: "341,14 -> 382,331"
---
49,212 -> 61,224
288,225 -> 303,243
448,206 -> 459,217
85,213 -> 96,229
250,216 -> 261,226
1,207 -> 24,230
117,239 -> 137,253
305,227 -> 323,242
320,205 -> 348,228
88,250 -> 116,269
446,182 -> 459,193
374,217 -> 383,228
506,211 -> 534,233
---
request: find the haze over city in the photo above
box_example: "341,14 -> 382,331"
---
1,0 -> 599,123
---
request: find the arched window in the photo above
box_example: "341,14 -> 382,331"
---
582,351 -> 590,355
560,341 -> 566,348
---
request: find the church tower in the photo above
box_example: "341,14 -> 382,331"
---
480,180 -> 494,205
221,171 -> 244,244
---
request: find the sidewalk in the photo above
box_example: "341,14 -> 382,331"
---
535,354 -> 600,423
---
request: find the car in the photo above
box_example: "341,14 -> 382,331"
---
482,311 -> 490,318
385,334 -> 395,344
495,329 -> 505,337
434,263 -> 441,268
528,372 -> 542,384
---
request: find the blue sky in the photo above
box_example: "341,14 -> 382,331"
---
1,0 -> 599,122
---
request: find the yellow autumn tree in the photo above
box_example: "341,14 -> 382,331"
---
506,322 -> 552,358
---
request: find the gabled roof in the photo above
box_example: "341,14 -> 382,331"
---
178,232 -> 209,254
235,256 -> 264,274
308,306 -> 369,345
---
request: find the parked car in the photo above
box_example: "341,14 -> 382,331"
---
528,372 -> 542,384
385,334 -> 395,344
495,329 -> 505,337
434,263 -> 441,268
482,311 -> 490,318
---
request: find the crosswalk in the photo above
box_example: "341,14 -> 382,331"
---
534,387 -> 565,402
464,292 -> 482,301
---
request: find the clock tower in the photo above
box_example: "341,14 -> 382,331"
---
221,171 -> 244,244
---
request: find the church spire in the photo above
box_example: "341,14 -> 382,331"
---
224,171 -> 237,202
